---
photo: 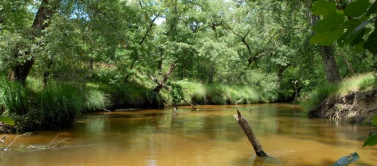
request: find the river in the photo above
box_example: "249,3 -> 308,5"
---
1,104 -> 376,166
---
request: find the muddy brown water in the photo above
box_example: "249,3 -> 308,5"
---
1,104 -> 376,166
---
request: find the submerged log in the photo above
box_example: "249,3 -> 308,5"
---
233,110 -> 268,157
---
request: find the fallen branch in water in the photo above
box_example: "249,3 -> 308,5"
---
1,133 -> 31,151
49,135 -> 60,146
52,138 -> 71,148
0,133 -> 71,151
233,110 -> 268,157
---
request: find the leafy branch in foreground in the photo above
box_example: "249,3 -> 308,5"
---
363,115 -> 377,147
0,117 -> 15,126
310,0 -> 377,54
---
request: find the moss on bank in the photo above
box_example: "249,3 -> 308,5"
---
0,77 -> 279,132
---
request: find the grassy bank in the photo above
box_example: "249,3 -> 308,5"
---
0,77 -> 279,132
174,80 -> 278,105
304,73 -> 377,110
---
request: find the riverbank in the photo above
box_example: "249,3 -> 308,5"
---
307,73 -> 377,124
0,77 -> 279,132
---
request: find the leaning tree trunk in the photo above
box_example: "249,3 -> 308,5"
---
320,46 -> 341,83
10,0 -> 60,85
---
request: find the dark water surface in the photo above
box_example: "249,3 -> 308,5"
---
1,104 -> 376,166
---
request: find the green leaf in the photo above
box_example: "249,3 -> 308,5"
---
364,29 -> 377,54
311,0 -> 337,16
347,20 -> 369,40
0,117 -> 15,126
320,29 -> 344,45
314,13 -> 345,33
345,0 -> 371,17
333,152 -> 359,166
310,31 -> 331,45
366,2 -> 377,16
363,133 -> 377,147
342,19 -> 363,29
350,29 -> 367,46
354,40 -> 366,52
339,27 -> 366,47
373,115 -> 377,125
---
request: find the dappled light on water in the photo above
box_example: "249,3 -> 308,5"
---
1,104 -> 376,165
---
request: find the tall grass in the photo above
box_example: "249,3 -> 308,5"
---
174,80 -> 206,104
0,79 -> 29,115
33,82 -> 85,129
113,83 -> 150,107
84,89 -> 110,112
304,73 -> 376,110
336,73 -> 376,95
174,80 -> 278,105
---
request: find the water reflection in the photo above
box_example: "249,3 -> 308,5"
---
1,104 -> 377,166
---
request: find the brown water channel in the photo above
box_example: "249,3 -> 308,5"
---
1,104 -> 377,166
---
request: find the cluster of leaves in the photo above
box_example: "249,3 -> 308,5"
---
310,0 -> 377,54
363,115 -> 377,147
169,83 -> 184,106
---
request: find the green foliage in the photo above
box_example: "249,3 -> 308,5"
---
311,0 -> 337,16
170,83 -> 184,106
363,133 -> 377,147
344,0 -> 370,17
362,115 -> 377,148
310,0 -> 377,53
0,117 -> 15,126
333,152 -> 359,166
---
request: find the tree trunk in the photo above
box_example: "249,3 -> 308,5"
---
43,59 -> 53,88
320,46 -> 341,83
310,14 -> 341,83
10,0 -> 60,85
208,66 -> 214,83
152,62 -> 177,93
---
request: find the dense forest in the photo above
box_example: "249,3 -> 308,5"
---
0,0 -> 376,132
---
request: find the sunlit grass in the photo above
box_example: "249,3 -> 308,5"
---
304,73 -> 376,110
174,80 -> 278,105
